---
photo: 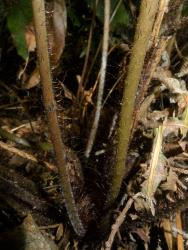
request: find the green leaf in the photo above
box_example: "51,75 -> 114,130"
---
7,0 -> 32,59
86,0 -> 129,32
68,7 -> 82,27
111,3 -> 129,31
182,3 -> 188,16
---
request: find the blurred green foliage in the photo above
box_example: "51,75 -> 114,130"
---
182,2 -> 188,16
2,0 -> 130,60
68,6 -> 82,27
86,0 -> 129,31
6,0 -> 32,59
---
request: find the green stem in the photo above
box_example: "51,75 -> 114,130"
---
31,0 -> 85,237
106,0 -> 159,207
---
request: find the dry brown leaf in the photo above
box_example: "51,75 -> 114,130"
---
178,140 -> 187,152
129,213 -> 138,220
166,193 -> 175,202
60,82 -> 76,101
165,78 -> 187,95
14,214 -> 58,250
24,0 -> 67,67
132,226 -> 150,244
154,67 -> 188,95
141,109 -> 169,129
163,119 -> 188,138
160,110 -> 188,140
180,106 -> 188,138
161,168 -> 178,192
20,0 -> 67,88
134,196 -> 151,212
176,58 -> 188,78
177,95 -> 188,114
23,67 -> 40,89
25,23 -> 36,52
177,178 -> 187,191
46,0 -> 67,68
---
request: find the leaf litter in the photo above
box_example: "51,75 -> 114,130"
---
1,0 -> 188,249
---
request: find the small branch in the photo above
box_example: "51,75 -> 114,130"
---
85,0 -> 110,158
103,193 -> 140,250
106,0 -> 160,207
150,0 -> 170,46
77,0 -> 99,99
31,0 -> 85,237
81,0 -> 122,114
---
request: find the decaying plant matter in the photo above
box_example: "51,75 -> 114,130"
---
1,0 -> 188,249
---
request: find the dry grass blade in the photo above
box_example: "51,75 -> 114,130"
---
162,218 -> 173,250
77,0 -> 99,98
176,212 -> 184,250
142,125 -> 166,214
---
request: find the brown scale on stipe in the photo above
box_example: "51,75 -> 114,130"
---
52,79 -> 81,149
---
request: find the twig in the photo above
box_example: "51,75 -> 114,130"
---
110,0 -> 123,23
31,0 -> 85,237
103,193 -> 140,250
81,0 -> 123,117
82,40 -> 102,97
39,224 -> 61,230
77,0 -> 99,99
102,74 -> 123,108
150,0 -> 170,46
0,140 -> 56,171
106,0 -> 160,207
85,0 -> 110,158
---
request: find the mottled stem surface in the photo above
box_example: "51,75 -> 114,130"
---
31,0 -> 85,237
106,0 -> 159,207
